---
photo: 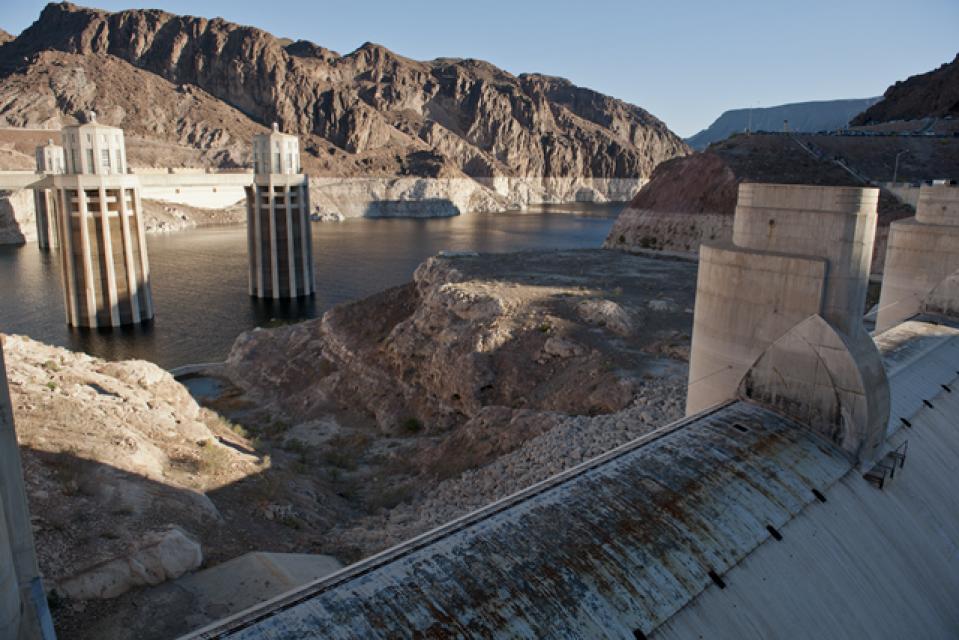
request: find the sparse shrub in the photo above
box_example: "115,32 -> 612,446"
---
197,441 -> 232,473
537,323 -> 552,334
46,381 -> 57,391
639,236 -> 658,249
279,515 -> 303,530
618,234 -> 626,244
401,417 -> 423,434
366,481 -> 414,512
42,360 -> 60,372
320,433 -> 371,471
262,419 -> 291,439
283,439 -> 310,455
322,449 -> 358,471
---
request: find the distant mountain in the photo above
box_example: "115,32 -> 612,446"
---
0,2 -> 688,208
686,98 -> 880,150
852,53 -> 959,125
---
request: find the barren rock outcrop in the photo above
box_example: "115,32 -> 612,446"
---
0,189 -> 36,244
226,249 -> 697,439
2,334 -> 254,597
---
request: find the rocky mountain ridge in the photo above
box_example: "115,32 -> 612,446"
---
686,97 -> 880,150
0,3 -> 688,208
852,53 -> 959,126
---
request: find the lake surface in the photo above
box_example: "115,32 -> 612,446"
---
0,204 -> 620,368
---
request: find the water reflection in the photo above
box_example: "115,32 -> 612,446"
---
0,204 -> 619,368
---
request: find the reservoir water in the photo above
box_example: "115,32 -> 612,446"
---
0,204 -> 619,368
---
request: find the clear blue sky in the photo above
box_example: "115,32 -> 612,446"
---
2,1 -> 958,137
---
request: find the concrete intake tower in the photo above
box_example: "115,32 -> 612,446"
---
246,124 -> 314,299
33,139 -> 64,251
52,113 -> 154,328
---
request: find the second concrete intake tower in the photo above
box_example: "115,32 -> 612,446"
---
246,124 -> 314,299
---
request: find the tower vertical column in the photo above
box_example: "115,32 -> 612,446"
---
57,188 -> 79,326
132,186 -> 153,321
268,179 -> 280,299
77,189 -> 98,327
686,183 -> 889,464
300,183 -> 312,294
284,184 -> 297,296
98,186 -> 121,326
118,187 -> 141,324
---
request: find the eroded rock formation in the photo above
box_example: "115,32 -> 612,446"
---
0,3 -> 689,209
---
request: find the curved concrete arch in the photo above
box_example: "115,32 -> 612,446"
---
737,314 -> 890,463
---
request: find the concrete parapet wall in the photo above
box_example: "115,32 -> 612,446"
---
136,172 -> 253,210
0,173 -> 42,191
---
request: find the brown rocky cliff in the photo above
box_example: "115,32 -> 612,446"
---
851,53 -> 959,125
3,2 -> 688,181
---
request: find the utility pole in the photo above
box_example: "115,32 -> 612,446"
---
893,150 -> 908,184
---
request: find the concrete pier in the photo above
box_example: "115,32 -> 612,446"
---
876,183 -> 959,332
246,124 -> 314,299
52,114 -> 153,328
33,140 -> 64,250
687,183 -> 888,463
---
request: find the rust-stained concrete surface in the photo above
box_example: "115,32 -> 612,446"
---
187,401 -> 853,639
